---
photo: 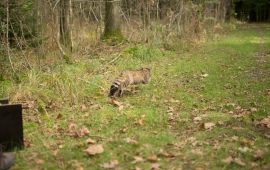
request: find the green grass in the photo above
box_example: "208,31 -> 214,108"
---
5,23 -> 270,170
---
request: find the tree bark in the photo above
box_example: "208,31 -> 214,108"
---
103,0 -> 123,41
59,0 -> 72,53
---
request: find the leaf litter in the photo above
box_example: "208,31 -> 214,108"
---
85,144 -> 104,156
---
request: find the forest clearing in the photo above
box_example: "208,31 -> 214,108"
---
1,23 -> 268,170
0,0 -> 270,170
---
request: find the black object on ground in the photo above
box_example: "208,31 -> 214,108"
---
0,99 -> 24,151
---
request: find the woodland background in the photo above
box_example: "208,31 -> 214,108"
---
0,0 -> 270,170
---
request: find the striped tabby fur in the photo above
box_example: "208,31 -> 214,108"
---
109,68 -> 151,97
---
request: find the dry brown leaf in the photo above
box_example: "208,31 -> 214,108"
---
151,95 -> 157,102
35,159 -> 44,165
90,104 -> 101,110
193,116 -> 202,122
86,138 -> 96,144
231,136 -> 239,141
238,147 -> 250,153
201,73 -> 209,78
195,167 -> 204,170
147,155 -> 158,162
85,144 -> 104,156
78,126 -> 90,137
266,89 -> 270,96
159,151 -> 176,158
68,123 -> 90,137
81,104 -> 87,112
68,123 -> 77,131
191,149 -> 203,156
56,113 -> 63,119
250,107 -> 257,112
217,121 -> 224,125
169,98 -> 180,103
109,99 -> 127,111
23,138 -> 32,147
254,149 -> 264,160
137,119 -> 144,125
124,138 -> 138,144
132,156 -> 144,164
22,100 -> 35,109
222,156 -> 233,164
100,160 -> 119,169
259,116 -> 270,128
151,163 -> 160,170
204,122 -> 216,129
234,158 -> 246,166
69,160 -> 84,170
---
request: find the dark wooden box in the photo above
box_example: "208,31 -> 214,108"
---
0,103 -> 24,151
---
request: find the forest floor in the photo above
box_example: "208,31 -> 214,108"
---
5,23 -> 270,170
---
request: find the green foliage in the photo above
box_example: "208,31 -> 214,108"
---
3,24 -> 270,169
0,0 -> 36,46
123,45 -> 164,61
102,29 -> 125,43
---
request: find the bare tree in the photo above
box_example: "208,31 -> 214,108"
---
103,0 -> 123,41
59,0 -> 72,54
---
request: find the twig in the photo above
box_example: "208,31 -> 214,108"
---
106,53 -> 121,65
6,0 -> 16,75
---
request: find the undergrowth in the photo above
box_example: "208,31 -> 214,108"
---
1,23 -> 270,170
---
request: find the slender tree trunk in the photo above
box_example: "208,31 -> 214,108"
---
225,0 -> 232,21
103,0 -> 123,41
59,0 -> 72,53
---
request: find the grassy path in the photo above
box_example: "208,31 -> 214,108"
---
11,24 -> 270,170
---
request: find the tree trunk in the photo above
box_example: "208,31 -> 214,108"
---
103,0 -> 123,41
225,0 -> 233,21
59,0 -> 72,53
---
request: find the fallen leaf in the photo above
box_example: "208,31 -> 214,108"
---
68,123 -> 77,132
251,162 -> 258,167
159,151 -> 176,158
250,107 -> 257,112
132,156 -> 144,164
81,104 -> 87,112
231,136 -> 239,141
195,167 -> 204,170
151,95 -> 157,102
135,167 -> 143,170
86,138 -> 96,144
137,119 -> 144,125
259,116 -> 270,128
169,98 -> 180,103
254,149 -> 264,160
266,89 -> 270,96
203,122 -> 216,129
85,144 -> 104,156
109,99 -> 128,111
69,160 -> 84,170
238,147 -> 250,153
23,138 -> 32,147
151,163 -> 160,170
147,155 -> 158,162
234,158 -> 246,166
201,73 -> 209,78
193,116 -> 202,122
100,160 -> 119,169
90,104 -> 101,110
35,159 -> 44,165
53,150 -> 59,156
191,149 -> 203,156
77,126 -> 90,137
124,138 -> 138,144
222,156 -> 233,164
56,113 -> 63,119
